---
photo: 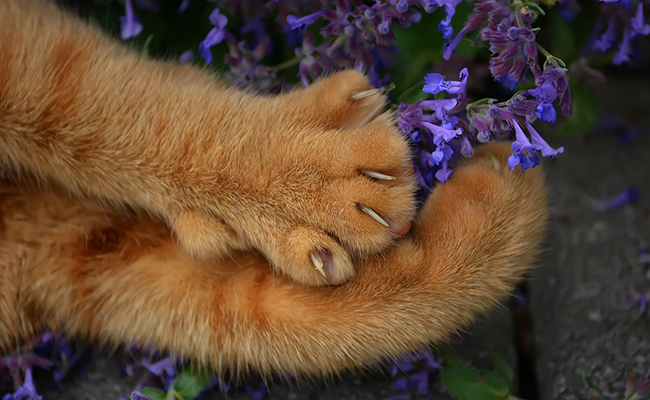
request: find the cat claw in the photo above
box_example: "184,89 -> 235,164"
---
310,252 -> 326,277
362,170 -> 396,180
359,205 -> 389,227
350,89 -> 379,100
349,83 -> 396,100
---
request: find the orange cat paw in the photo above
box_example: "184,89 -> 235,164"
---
158,70 -> 417,287
291,70 -> 390,130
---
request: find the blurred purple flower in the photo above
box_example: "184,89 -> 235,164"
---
631,3 -> 650,35
295,31 -> 332,86
130,392 -> 152,400
224,39 -> 279,92
178,0 -> 189,13
390,348 -> 443,396
2,368 -> 42,400
287,11 -> 328,30
199,9 -> 229,64
629,290 -> 648,315
583,186 -> 639,211
626,370 -> 650,399
119,0 -> 143,40
178,50 -> 194,64
243,381 -> 268,400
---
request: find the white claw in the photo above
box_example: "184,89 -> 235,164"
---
310,252 -> 326,277
362,169 -> 396,180
350,89 -> 380,100
359,205 -> 389,227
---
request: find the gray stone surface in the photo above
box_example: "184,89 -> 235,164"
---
531,77 -> 650,399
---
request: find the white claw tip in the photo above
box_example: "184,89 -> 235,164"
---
350,89 -> 379,100
359,205 -> 389,227
310,252 -> 326,277
362,169 -> 396,180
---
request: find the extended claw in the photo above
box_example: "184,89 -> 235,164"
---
359,205 -> 389,227
349,83 -> 396,101
350,88 -> 379,100
362,169 -> 396,180
310,252 -> 326,277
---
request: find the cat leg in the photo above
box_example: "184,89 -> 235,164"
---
1,1 -> 417,288
0,142 -> 547,377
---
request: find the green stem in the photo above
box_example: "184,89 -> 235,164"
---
272,56 -> 301,71
536,43 -> 562,68
513,2 -> 526,28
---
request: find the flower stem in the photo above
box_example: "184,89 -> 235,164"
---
273,57 -> 301,71
536,43 -> 561,68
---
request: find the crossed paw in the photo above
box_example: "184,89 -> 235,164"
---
170,71 -> 417,286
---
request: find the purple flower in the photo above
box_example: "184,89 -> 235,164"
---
631,3 -> 650,35
483,22 -> 539,88
583,186 -> 639,211
119,0 -> 143,40
526,121 -> 564,157
243,381 -> 268,400
443,26 -> 470,59
435,0 -> 463,39
178,0 -> 189,13
593,17 -> 617,52
199,9 -> 229,64
507,119 -> 541,171
140,357 -> 175,377
131,392 -> 152,400
287,11 -> 327,30
390,348 -> 443,396
2,368 -> 42,400
420,98 -> 458,119
613,29 -> 633,64
435,160 -> 453,182
224,39 -> 279,92
295,31 -> 332,86
178,51 -> 194,64
530,68 -> 572,117
423,68 -> 468,97
625,370 -> 650,399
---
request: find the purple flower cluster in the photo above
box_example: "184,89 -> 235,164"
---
397,69 -> 470,185
389,348 -> 443,398
0,332 -> 79,400
398,66 -> 564,186
122,351 -> 177,392
588,0 -> 650,65
286,0 -> 463,86
441,0 -> 573,120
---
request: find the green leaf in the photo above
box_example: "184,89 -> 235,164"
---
138,388 -> 166,400
396,81 -> 428,104
170,369 -> 210,400
554,83 -> 598,138
547,11 -> 576,60
490,350 -> 514,387
578,369 -> 609,400
440,365 -> 510,400
482,371 -> 511,396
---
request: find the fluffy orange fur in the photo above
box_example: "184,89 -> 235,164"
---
0,0 -> 548,378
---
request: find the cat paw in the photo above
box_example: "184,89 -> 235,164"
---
171,70 -> 417,287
